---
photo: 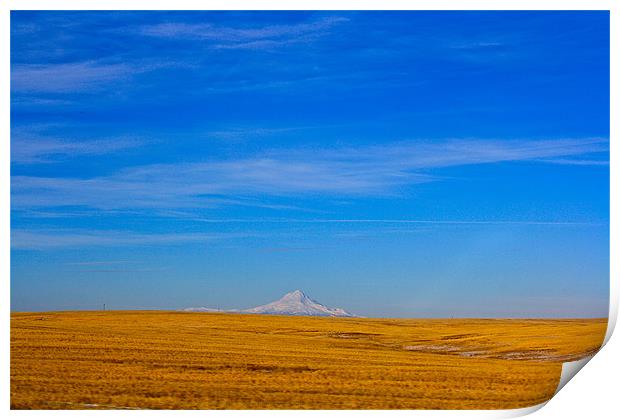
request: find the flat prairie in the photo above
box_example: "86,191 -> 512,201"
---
10,311 -> 606,409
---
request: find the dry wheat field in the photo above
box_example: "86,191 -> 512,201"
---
10,311 -> 606,410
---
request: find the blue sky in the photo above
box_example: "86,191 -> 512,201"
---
10,11 -> 609,317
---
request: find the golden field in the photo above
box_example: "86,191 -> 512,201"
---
11,311 -> 606,410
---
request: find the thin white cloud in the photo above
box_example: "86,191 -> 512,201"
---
204,126 -> 309,141
11,61 -> 135,93
190,218 -> 603,226
310,137 -> 608,169
11,132 -> 144,164
63,260 -> 135,266
11,59 -> 182,93
11,97 -> 74,107
138,16 -> 349,50
533,158 -> 609,166
450,41 -> 505,50
10,137 -> 608,212
11,229 -> 250,250
67,268 -> 165,273
10,160 -> 431,210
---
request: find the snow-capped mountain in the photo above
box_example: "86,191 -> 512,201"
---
183,290 -> 355,317
243,290 -> 354,317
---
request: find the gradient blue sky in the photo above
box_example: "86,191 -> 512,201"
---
11,11 -> 609,317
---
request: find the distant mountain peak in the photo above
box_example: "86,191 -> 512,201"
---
183,290 -> 355,317
244,290 -> 354,317
282,289 -> 309,301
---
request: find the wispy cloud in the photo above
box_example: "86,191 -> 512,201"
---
138,16 -> 349,49
312,137 -> 608,169
61,260 -> 164,273
533,158 -> 609,166
11,97 -> 74,108
192,218 -> 603,226
11,59 -> 180,94
10,15 -> 350,99
11,229 -> 250,250
66,268 -> 166,273
63,260 -> 135,266
11,137 -> 608,212
258,246 -> 330,253
205,126 -> 311,141
450,41 -> 505,50
10,153 -> 430,210
11,129 -> 145,164
11,61 -> 136,93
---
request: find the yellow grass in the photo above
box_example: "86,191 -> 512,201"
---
11,311 -> 606,409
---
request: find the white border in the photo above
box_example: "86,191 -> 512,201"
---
2,1 -> 617,419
